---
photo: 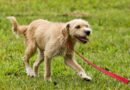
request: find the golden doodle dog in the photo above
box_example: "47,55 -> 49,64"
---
7,16 -> 92,81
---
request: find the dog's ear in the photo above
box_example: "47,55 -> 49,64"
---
62,24 -> 70,37
66,24 -> 70,31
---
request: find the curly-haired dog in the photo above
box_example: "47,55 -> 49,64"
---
7,16 -> 92,81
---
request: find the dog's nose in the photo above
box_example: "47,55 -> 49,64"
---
84,31 -> 90,36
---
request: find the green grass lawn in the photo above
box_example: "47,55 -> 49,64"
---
0,0 -> 130,89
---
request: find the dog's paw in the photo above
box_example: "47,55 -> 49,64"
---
78,71 -> 92,81
44,77 -> 52,82
83,76 -> 92,81
26,67 -> 36,77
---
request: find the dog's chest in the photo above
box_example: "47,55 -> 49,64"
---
55,41 -> 74,57
55,46 -> 67,56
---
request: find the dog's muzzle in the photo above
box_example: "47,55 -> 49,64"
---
75,35 -> 89,44
75,29 -> 92,44
84,28 -> 92,36
84,31 -> 91,36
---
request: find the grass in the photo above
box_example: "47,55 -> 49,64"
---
0,0 -> 130,89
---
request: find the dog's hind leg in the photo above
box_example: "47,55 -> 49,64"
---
23,41 -> 36,77
33,50 -> 44,76
43,51 -> 52,81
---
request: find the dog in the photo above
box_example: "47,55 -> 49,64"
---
7,16 -> 92,81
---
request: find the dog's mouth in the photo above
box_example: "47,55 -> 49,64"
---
75,35 -> 89,44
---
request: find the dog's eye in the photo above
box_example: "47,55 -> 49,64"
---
75,25 -> 80,29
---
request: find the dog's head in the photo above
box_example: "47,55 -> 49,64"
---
65,19 -> 92,44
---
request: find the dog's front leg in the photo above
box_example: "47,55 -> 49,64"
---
64,54 -> 92,81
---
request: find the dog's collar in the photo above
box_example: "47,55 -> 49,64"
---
66,36 -> 74,51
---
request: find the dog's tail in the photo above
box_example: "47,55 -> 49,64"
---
7,16 -> 28,38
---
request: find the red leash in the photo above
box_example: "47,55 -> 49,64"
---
66,35 -> 129,84
74,50 -> 130,84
